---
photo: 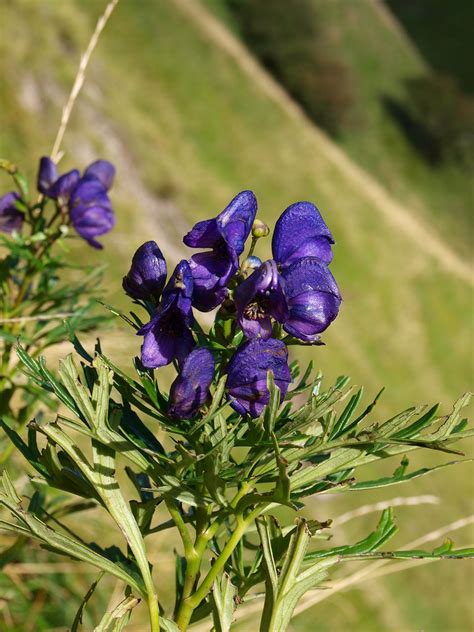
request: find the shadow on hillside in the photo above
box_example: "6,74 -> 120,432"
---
382,96 -> 442,165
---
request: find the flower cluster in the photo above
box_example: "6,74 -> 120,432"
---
123,192 -> 341,418
0,157 -> 116,249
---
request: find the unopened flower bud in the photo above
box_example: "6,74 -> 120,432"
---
252,219 -> 270,238
240,255 -> 262,277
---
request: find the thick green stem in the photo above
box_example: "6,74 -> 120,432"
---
173,482 -> 254,630
175,502 -> 266,631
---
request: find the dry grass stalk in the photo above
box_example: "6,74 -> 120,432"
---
50,0 -> 119,163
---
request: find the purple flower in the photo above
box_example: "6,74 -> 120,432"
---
37,157 -> 59,195
138,260 -> 195,369
0,192 -> 24,234
281,257 -> 341,342
123,241 -> 167,301
69,176 -> 115,249
272,201 -> 334,267
84,160 -> 115,190
234,260 -> 288,340
168,348 -> 215,419
226,338 -> 291,417
37,157 -> 80,200
37,157 -> 115,199
183,190 -> 257,311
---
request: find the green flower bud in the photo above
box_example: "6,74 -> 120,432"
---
252,219 -> 270,238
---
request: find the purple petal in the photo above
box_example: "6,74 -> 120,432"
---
161,260 -> 194,321
188,251 -> 234,311
69,177 -> 115,248
141,326 -> 176,368
272,201 -> 334,266
49,169 -> 80,200
84,160 -> 116,190
226,338 -> 291,417
282,257 -> 341,341
37,157 -> 58,194
234,260 -> 287,339
217,190 -> 257,256
139,315 -> 195,369
123,241 -> 167,301
168,348 -> 215,418
0,192 -> 23,234
183,218 -> 220,249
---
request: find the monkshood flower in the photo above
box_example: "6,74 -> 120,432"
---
234,260 -> 288,340
281,257 -> 341,342
37,157 -> 115,199
234,200 -> 341,341
168,348 -> 215,419
137,260 -> 195,369
272,201 -> 335,267
68,176 -> 115,249
226,338 -> 291,417
37,157 -> 80,200
83,160 -> 115,190
0,192 -> 24,234
183,190 -> 257,311
37,157 -> 116,248
123,241 -> 167,301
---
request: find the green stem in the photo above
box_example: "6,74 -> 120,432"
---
173,481 -> 253,629
165,497 -> 195,558
175,502 -> 266,631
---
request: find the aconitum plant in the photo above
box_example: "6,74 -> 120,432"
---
1,186 -> 472,632
0,157 -> 115,445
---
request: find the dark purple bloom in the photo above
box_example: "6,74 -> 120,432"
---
37,157 -> 58,195
281,257 -> 341,342
226,338 -> 291,417
0,192 -> 23,234
84,160 -> 115,190
49,170 -> 81,199
123,241 -> 167,301
272,201 -> 334,267
168,348 -> 215,419
234,260 -> 288,340
37,157 -> 80,200
69,176 -> 115,249
138,260 -> 195,369
183,190 -> 257,311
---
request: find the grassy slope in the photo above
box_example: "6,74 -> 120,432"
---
1,0 -> 472,629
311,0 -> 473,258
387,0 -> 474,94
215,0 -> 473,257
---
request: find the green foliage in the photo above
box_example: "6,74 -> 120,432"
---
229,0 -> 355,135
1,339 -> 472,630
403,74 -> 474,167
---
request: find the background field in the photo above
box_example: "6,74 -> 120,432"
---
0,0 -> 473,630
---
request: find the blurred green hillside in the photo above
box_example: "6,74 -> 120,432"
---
0,0 -> 473,630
